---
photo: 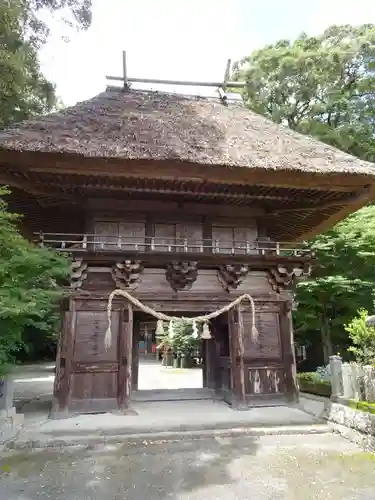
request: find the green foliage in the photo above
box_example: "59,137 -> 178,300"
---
234,24 -> 375,162
348,399 -> 375,414
294,206 -> 375,363
0,187 -> 70,374
233,25 -> 375,363
0,0 -> 92,128
344,309 -> 375,364
0,1 -> 55,127
159,321 -> 201,355
296,372 -> 331,397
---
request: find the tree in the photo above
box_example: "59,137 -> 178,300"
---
0,187 -> 70,375
234,24 -> 375,161
344,309 -> 375,365
0,2 -> 55,127
159,321 -> 201,356
0,0 -> 92,128
294,206 -> 375,364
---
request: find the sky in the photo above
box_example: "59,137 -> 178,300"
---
39,0 -> 375,106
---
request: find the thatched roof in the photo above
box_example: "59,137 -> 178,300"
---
1,88 -> 375,177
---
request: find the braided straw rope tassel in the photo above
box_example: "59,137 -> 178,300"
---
104,289 -> 258,350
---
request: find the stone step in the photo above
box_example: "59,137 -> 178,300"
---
132,388 -> 216,402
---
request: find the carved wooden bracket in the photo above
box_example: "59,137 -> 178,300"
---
111,260 -> 143,290
217,264 -> 250,292
166,261 -> 198,292
70,258 -> 88,290
268,263 -> 311,293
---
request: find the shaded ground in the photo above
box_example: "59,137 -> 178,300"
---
1,433 -> 375,499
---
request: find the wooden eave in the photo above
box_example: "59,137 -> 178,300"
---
1,149 -> 374,190
1,149 -> 375,241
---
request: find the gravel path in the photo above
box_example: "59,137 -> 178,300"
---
1,432 -> 374,499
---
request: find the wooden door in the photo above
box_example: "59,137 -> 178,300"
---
94,221 -> 118,250
234,226 -> 257,254
176,222 -> 203,253
53,302 -> 124,415
154,223 -> 176,251
119,222 -> 146,251
212,226 -> 234,254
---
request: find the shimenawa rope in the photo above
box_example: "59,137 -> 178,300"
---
104,289 -> 259,350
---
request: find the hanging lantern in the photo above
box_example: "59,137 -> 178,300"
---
168,320 -> 175,338
155,319 -> 164,337
201,321 -> 212,340
192,320 -> 199,339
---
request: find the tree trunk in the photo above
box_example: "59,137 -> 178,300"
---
321,313 -> 333,365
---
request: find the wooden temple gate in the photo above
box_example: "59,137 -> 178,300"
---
1,58 -> 372,417
52,271 -> 301,416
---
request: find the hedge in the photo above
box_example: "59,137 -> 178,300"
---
297,372 -> 331,397
348,400 -> 375,414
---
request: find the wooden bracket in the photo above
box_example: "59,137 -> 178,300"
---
217,264 -> 250,292
165,261 -> 198,292
70,258 -> 88,290
111,260 -> 143,290
267,263 -> 311,293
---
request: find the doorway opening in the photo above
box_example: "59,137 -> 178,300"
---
131,312 -> 232,402
132,312 -> 210,401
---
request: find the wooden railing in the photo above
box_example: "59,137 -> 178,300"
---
33,232 -> 313,258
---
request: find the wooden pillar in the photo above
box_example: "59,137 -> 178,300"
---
236,305 -> 246,405
118,303 -> 133,410
228,308 -> 247,408
204,336 -> 217,389
52,299 -> 76,417
280,300 -> 299,402
132,320 -> 139,390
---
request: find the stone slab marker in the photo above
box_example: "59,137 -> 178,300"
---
329,355 -> 343,400
0,378 -> 14,414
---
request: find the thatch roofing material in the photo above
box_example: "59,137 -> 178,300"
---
1,89 -> 375,177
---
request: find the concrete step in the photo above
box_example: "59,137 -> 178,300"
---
6,423 -> 334,450
132,388 -> 215,402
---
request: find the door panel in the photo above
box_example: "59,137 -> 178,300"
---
176,222 -> 203,253
119,222 -> 146,251
154,223 -> 176,252
212,226 -> 234,254
53,305 -> 123,414
94,221 -> 119,250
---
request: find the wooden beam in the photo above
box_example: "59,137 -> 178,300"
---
296,183 -> 375,241
122,50 -> 128,90
85,198 -> 266,217
43,179 -> 300,203
20,157 -> 369,192
268,185 -> 372,215
237,305 -> 246,405
105,75 -> 246,88
223,59 -> 232,91
118,303 -> 133,411
0,173 -> 81,204
1,151 -> 368,192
